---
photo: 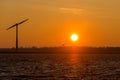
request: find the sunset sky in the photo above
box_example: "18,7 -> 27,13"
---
0,0 -> 120,48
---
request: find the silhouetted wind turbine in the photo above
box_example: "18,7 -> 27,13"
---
7,19 -> 29,51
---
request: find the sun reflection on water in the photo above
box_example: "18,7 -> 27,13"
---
69,53 -> 79,66
67,48 -> 81,77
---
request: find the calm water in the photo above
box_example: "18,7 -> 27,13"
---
0,53 -> 120,80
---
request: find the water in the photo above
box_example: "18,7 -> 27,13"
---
0,53 -> 120,80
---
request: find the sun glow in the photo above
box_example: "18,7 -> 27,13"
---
71,34 -> 79,42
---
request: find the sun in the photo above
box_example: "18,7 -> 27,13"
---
71,34 -> 79,42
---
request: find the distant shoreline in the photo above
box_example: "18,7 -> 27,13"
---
0,47 -> 120,54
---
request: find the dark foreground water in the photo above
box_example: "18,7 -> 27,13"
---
0,53 -> 120,80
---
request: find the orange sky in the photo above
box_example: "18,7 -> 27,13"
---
0,0 -> 120,48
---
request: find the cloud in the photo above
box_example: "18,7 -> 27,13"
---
59,7 -> 84,15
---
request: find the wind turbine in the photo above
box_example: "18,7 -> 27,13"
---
7,19 -> 29,51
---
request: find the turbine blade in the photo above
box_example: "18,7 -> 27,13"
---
6,18 -> 29,30
6,24 -> 17,30
18,19 -> 29,25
